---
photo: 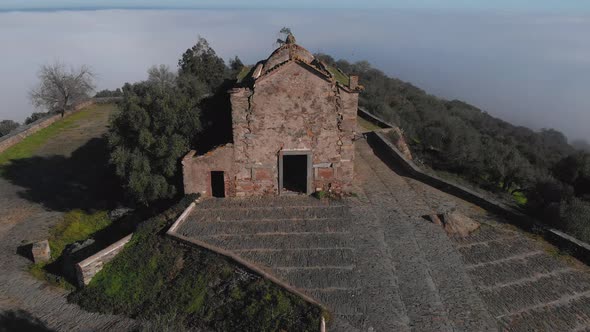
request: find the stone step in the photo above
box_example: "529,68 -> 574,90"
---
479,270 -> 590,316
201,232 -> 352,250
467,251 -> 571,288
496,293 -> 590,331
236,248 -> 355,268
458,235 -> 540,266
197,196 -> 344,209
272,266 -> 358,289
182,218 -> 350,236
188,205 -> 350,222
453,225 -> 519,247
304,287 -> 363,315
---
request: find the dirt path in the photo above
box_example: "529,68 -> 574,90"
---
0,105 -> 134,331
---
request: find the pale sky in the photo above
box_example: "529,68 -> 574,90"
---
1,9 -> 589,142
1,0 -> 590,12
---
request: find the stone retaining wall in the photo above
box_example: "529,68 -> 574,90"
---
363,120 -> 590,265
75,234 -> 132,286
357,107 -> 395,129
0,99 -> 97,154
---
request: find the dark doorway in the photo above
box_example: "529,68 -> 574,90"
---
282,155 -> 308,194
211,171 -> 225,198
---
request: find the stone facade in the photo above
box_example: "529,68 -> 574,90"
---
183,35 -> 361,197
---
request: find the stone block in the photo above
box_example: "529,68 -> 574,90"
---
32,240 -> 51,263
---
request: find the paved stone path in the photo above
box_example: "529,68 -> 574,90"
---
178,140 -> 497,331
0,106 -> 134,331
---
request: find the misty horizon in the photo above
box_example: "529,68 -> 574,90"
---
1,9 -> 589,142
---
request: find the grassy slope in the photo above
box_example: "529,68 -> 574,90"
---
0,105 -> 113,168
0,104 -> 119,287
71,195 -> 323,331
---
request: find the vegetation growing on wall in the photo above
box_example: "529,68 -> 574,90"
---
70,195 -> 322,331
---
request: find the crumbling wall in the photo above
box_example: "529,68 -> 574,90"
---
182,144 -> 235,197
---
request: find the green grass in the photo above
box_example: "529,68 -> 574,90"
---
0,105 -> 104,168
327,66 -> 349,86
27,209 -> 112,289
513,191 -> 528,206
357,116 -> 382,131
236,66 -> 252,82
48,210 -> 112,259
70,195 -> 324,331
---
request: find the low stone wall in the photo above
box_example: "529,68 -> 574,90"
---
0,99 -> 96,154
357,107 -> 394,129
365,128 -> 590,265
75,234 -> 132,286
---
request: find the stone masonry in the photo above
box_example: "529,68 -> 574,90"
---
183,34 -> 362,197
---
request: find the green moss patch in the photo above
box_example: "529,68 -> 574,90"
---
70,195 -> 323,331
328,66 -> 349,86
49,210 -> 112,259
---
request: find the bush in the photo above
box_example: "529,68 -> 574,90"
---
559,198 -> 590,243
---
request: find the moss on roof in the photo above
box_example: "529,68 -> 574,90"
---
236,66 -> 252,83
327,66 -> 349,86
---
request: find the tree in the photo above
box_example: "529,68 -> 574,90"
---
24,112 -> 49,125
275,27 -> 293,46
178,37 -> 227,94
0,120 -> 19,137
95,88 -> 122,98
29,62 -> 95,117
229,56 -> 244,79
147,64 -> 177,89
107,81 -> 200,205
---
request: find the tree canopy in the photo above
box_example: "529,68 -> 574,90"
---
108,81 -> 200,205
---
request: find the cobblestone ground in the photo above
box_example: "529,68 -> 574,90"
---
178,139 -> 497,332
0,106 -> 134,331
363,140 -> 590,331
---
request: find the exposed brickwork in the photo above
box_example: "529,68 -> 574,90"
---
183,38 -> 359,197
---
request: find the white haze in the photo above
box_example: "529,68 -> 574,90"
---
0,9 -> 589,141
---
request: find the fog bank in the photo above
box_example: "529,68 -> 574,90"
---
1,9 -> 589,141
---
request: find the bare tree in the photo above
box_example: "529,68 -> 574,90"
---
147,64 -> 177,89
29,62 -> 95,117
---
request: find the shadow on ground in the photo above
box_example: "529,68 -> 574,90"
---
0,310 -> 54,332
1,137 -> 124,212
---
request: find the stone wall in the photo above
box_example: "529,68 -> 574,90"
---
75,234 -> 132,286
365,128 -> 590,265
0,99 -> 95,154
229,62 -> 358,196
182,145 -> 235,196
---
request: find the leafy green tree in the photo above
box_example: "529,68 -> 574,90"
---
559,198 -> 590,242
95,88 -> 123,98
24,112 -> 49,125
147,65 -> 177,89
178,37 -> 227,94
228,56 -> 244,79
107,81 -> 200,205
0,120 -> 20,136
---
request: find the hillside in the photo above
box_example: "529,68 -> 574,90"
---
315,53 -> 590,243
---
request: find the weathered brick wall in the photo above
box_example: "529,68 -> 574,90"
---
75,234 -> 132,286
0,99 -> 95,154
183,145 -> 235,196
230,62 -> 358,196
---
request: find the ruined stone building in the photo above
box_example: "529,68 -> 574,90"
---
182,34 -> 362,197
